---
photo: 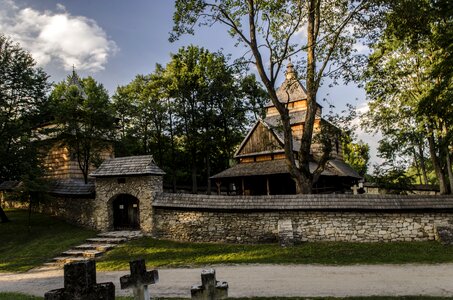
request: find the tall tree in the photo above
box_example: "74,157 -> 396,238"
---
363,0 -> 452,193
171,0 -> 383,193
0,35 -> 50,222
50,73 -> 115,184
164,46 -> 264,193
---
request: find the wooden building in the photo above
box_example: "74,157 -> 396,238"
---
211,62 -> 361,195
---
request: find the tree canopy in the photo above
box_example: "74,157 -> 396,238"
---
363,0 -> 453,193
50,72 -> 115,184
113,45 -> 267,193
171,0 -> 383,193
0,35 -> 50,222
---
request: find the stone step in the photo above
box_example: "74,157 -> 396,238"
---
97,231 -> 143,239
62,249 -> 104,258
53,256 -> 89,265
74,243 -> 116,251
86,237 -> 128,244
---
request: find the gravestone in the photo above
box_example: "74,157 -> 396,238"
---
120,259 -> 159,300
191,269 -> 228,300
278,219 -> 294,247
44,260 -> 114,300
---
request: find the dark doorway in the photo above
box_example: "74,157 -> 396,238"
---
112,194 -> 140,230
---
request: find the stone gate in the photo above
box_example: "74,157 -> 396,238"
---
90,155 -> 164,233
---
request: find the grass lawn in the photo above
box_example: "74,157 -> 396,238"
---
97,237 -> 453,271
0,209 -> 96,273
0,293 -> 452,300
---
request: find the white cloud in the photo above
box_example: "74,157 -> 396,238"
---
0,1 -> 118,72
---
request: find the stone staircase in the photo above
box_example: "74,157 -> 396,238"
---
43,231 -> 143,268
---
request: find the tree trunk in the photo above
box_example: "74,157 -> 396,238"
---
191,154 -> 198,194
0,206 -> 10,223
446,147 -> 453,194
418,142 -> 429,185
206,153 -> 211,195
297,0 -> 318,194
428,131 -> 448,194
412,148 -> 423,184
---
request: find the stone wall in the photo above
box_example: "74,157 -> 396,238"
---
1,193 -> 96,229
153,209 -> 453,243
94,175 -> 162,233
152,193 -> 453,243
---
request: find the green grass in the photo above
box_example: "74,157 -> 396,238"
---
0,209 -> 96,273
97,237 -> 453,271
0,293 -> 452,300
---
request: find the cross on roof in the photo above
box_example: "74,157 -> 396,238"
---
44,260 -> 114,300
191,269 -> 228,300
120,259 -> 159,300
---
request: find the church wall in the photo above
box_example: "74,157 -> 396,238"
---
238,122 -> 281,155
41,142 -> 114,180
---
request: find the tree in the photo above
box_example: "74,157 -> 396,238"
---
171,0 -> 383,193
50,73 -> 115,184
165,46 -> 253,193
362,0 -> 452,193
343,139 -> 370,177
0,35 -> 50,222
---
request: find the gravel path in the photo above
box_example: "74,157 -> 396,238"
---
1,264 -> 453,298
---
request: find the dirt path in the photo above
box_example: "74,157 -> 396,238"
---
1,264 -> 453,298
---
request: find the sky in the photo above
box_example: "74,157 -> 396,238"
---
0,0 -> 382,168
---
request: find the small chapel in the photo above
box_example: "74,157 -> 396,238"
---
211,62 -> 361,195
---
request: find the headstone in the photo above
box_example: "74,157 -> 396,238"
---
278,219 -> 294,247
44,260 -> 114,300
351,184 -> 359,195
120,259 -> 159,300
191,269 -> 228,300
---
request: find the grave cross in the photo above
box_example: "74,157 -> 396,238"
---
120,259 -> 159,300
44,260 -> 115,300
191,269 -> 228,300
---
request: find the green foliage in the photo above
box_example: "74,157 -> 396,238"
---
113,46 -> 268,192
343,140 -> 370,177
368,167 -> 414,194
0,209 -> 95,273
171,0 -> 385,193
0,35 -> 50,182
50,73 -> 115,183
362,0 -> 452,193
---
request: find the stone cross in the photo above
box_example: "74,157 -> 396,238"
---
191,269 -> 228,300
120,259 -> 159,300
351,184 -> 359,195
44,260 -> 115,300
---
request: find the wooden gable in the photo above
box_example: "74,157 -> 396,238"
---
236,121 -> 283,157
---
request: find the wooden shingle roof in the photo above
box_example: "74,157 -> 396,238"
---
210,159 -> 355,179
0,181 -> 21,191
90,155 -> 165,177
154,193 -> 453,211
49,179 -> 95,197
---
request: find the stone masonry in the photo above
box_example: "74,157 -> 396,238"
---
153,209 -> 453,243
94,175 -> 162,233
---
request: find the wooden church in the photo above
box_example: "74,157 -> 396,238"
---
211,62 -> 361,195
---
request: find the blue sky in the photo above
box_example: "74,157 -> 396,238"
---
0,0 -> 381,166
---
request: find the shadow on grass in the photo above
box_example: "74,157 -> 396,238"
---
96,236 -> 453,271
0,210 -> 96,273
